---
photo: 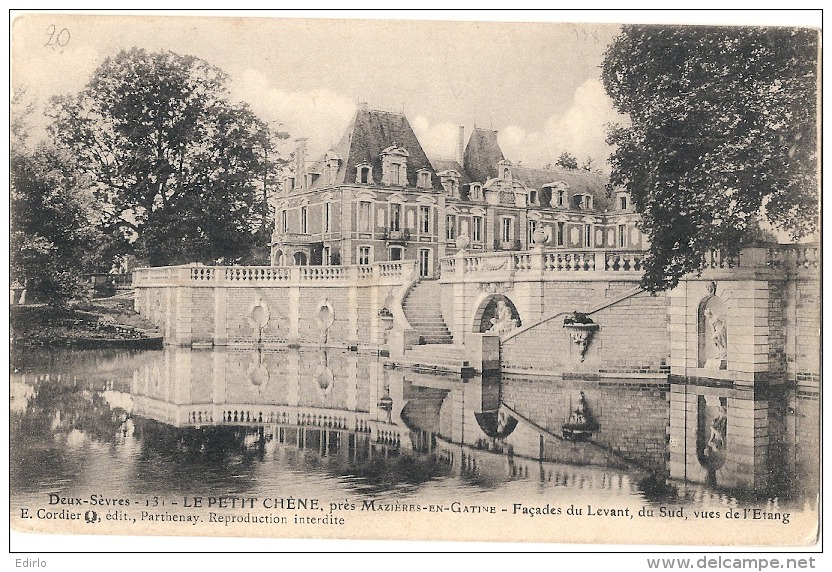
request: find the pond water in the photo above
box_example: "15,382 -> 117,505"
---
10,347 -> 819,545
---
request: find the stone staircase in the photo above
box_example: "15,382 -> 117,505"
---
402,279 -> 453,344
398,344 -> 471,374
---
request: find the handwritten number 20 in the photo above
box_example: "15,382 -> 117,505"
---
45,25 -> 70,48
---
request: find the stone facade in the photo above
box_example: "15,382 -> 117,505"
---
270,107 -> 641,276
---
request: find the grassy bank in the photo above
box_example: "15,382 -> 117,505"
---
10,296 -> 163,349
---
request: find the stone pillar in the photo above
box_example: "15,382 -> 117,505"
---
173,287 -> 193,346
348,283 -> 359,347
214,286 -> 228,346
667,385 -> 695,482
288,285 -> 300,344
724,395 -> 769,489
724,281 -> 770,387
437,195 -> 447,261
212,348 -> 226,406
370,284 -> 380,344
667,281 -> 692,376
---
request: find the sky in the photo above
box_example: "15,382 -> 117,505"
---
10,11 -> 822,172
12,13 -> 630,171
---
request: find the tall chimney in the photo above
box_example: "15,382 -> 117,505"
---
294,138 -> 307,189
457,126 -> 465,165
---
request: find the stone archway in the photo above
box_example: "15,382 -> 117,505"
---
272,249 -> 285,266
473,294 -> 522,334
293,251 -> 308,266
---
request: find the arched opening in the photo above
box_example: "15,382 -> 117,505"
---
293,252 -> 308,266
472,294 -> 521,334
272,249 -> 285,266
698,294 -> 727,369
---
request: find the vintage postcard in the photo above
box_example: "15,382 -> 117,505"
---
9,11 -> 821,551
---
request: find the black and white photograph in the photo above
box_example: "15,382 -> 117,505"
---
8,10 -> 821,554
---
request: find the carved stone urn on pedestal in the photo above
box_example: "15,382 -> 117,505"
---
563,312 -> 599,362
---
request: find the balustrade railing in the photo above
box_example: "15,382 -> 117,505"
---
225,267 -> 291,282
441,248 -> 646,278
134,260 -> 412,287
765,244 -> 819,271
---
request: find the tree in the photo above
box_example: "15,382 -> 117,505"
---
556,151 -> 579,170
10,89 -> 104,305
581,156 -> 597,171
11,142 -> 102,305
602,26 -> 819,292
49,48 -> 279,266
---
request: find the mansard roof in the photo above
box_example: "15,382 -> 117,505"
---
463,128 -> 505,183
430,159 -> 472,186
512,165 -> 611,211
308,108 -> 442,190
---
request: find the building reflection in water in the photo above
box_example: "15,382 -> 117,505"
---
10,347 -> 818,509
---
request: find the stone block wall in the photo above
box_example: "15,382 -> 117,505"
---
500,289 -> 670,376
794,278 -> 820,388
501,375 -> 669,471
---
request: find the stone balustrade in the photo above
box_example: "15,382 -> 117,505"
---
134,260 -> 414,288
440,248 -> 647,282
440,244 -> 818,283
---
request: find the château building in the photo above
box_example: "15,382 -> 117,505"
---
270,106 -> 646,276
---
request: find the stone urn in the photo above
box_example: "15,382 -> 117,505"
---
564,323 -> 599,362
563,312 -> 599,362
532,227 -> 547,246
455,233 -> 470,251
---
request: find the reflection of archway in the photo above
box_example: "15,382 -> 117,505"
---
698,294 -> 727,369
473,294 -> 522,333
293,252 -> 308,266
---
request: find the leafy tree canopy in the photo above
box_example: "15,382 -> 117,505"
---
602,26 -> 819,292
11,89 -> 106,305
49,48 -> 280,266
555,151 -> 579,170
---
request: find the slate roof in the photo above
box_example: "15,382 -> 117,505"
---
305,109 -> 612,210
512,165 -> 611,211
429,159 -> 472,186
463,128 -> 505,183
308,109 -> 442,191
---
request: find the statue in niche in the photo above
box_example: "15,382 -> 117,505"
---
704,308 -> 727,359
315,300 -> 335,344
488,300 -> 518,334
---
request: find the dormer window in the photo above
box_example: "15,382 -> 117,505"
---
617,192 -> 629,210
583,195 -> 593,210
417,169 -> 432,189
438,170 -> 461,198
529,190 -> 539,206
356,163 -> 373,185
498,160 -> 512,182
306,172 -> 320,188
575,193 -> 593,210
285,176 -> 296,191
380,145 -> 410,186
544,181 -> 569,208
469,183 -> 482,200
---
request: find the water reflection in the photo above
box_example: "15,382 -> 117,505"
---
10,348 -> 818,513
